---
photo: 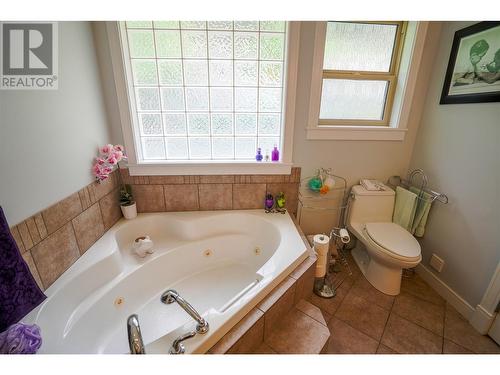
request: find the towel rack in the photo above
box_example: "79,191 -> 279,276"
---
387,169 -> 449,204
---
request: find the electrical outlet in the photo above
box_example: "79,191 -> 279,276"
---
430,254 -> 445,272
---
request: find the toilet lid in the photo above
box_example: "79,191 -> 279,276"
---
365,222 -> 421,258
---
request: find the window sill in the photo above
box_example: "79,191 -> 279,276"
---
127,161 -> 293,176
305,126 -> 407,141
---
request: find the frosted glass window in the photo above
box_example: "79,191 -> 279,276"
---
323,22 -> 397,72
319,79 -> 388,120
142,137 -> 166,159
166,138 -> 189,159
124,21 -> 287,161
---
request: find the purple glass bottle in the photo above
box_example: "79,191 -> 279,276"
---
255,147 -> 263,162
271,146 -> 279,162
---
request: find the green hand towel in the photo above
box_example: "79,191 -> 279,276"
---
392,186 -> 418,232
409,186 -> 433,237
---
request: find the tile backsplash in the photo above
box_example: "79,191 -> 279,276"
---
9,167 -> 301,291
120,167 -> 301,215
9,170 -> 122,291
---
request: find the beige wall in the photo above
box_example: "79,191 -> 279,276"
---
0,22 -> 111,225
408,22 -> 500,307
291,22 -> 442,185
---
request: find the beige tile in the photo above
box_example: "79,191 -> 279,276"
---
42,193 -> 83,235
199,175 -> 234,184
392,292 -> 445,336
325,317 -> 379,354
198,184 -> 232,210
296,299 -> 328,326
250,175 -> 285,183
443,339 -> 473,354
381,313 -> 442,354
444,304 -> 500,353
266,308 -> 330,354
10,225 -> 25,252
258,276 -> 296,313
307,278 -> 353,316
266,183 -> 299,215
294,259 -> 315,303
183,175 -> 200,184
34,213 -> 47,239
78,184 -> 96,210
335,291 -> 390,340
25,217 -> 42,245
251,342 -> 276,354
227,316 -> 264,354
208,308 -> 264,354
120,168 -> 134,185
376,344 -> 397,354
263,280 -> 296,339
232,184 -> 266,209
31,222 -> 80,289
350,276 -> 395,311
21,251 -> 44,291
72,203 -> 105,254
164,184 -> 199,211
290,256 -> 316,280
17,221 -> 33,250
401,273 -> 445,307
93,171 -> 118,200
132,185 -> 165,212
99,188 -> 122,230
148,175 -> 185,184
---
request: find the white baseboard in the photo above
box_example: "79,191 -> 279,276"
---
415,264 -> 475,320
470,305 -> 495,334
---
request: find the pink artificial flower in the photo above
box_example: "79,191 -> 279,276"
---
99,144 -> 114,156
113,144 -> 124,152
111,151 -> 123,162
95,157 -> 106,165
107,156 -> 118,165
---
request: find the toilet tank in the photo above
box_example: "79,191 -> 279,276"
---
348,184 -> 395,224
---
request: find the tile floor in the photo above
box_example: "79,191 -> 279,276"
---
307,252 -> 500,354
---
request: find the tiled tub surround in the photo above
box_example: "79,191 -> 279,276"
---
23,210 -> 308,353
119,167 -> 301,215
9,171 -> 123,291
9,167 -> 301,292
208,216 -> 329,354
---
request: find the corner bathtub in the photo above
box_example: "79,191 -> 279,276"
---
23,210 -> 308,354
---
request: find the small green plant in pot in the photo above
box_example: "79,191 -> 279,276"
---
120,184 -> 137,219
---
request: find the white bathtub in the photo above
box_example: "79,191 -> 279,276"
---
23,210 -> 308,354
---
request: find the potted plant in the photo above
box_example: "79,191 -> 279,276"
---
119,184 -> 137,219
92,143 -> 136,219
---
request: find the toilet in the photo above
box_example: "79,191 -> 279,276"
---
347,184 -> 421,295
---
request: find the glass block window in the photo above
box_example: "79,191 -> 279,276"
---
319,22 -> 406,126
122,21 -> 287,161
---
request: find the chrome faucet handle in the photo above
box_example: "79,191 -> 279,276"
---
161,289 -> 209,334
127,314 -> 145,354
169,330 -> 197,354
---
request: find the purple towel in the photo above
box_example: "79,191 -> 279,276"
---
0,207 -> 46,333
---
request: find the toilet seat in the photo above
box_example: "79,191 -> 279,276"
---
364,222 -> 421,260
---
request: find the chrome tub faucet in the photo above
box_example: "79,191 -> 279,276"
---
161,289 -> 209,334
127,314 -> 145,354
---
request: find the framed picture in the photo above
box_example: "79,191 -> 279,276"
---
440,21 -> 500,104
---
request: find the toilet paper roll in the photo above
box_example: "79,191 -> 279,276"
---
313,234 -> 330,278
339,228 -> 350,244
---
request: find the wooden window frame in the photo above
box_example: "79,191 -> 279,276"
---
319,21 -> 408,127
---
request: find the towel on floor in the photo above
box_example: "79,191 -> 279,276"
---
0,206 -> 46,333
392,186 -> 418,232
409,186 -> 433,237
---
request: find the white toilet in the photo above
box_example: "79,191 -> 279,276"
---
347,184 -> 421,295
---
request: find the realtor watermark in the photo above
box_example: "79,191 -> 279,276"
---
0,22 -> 58,89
